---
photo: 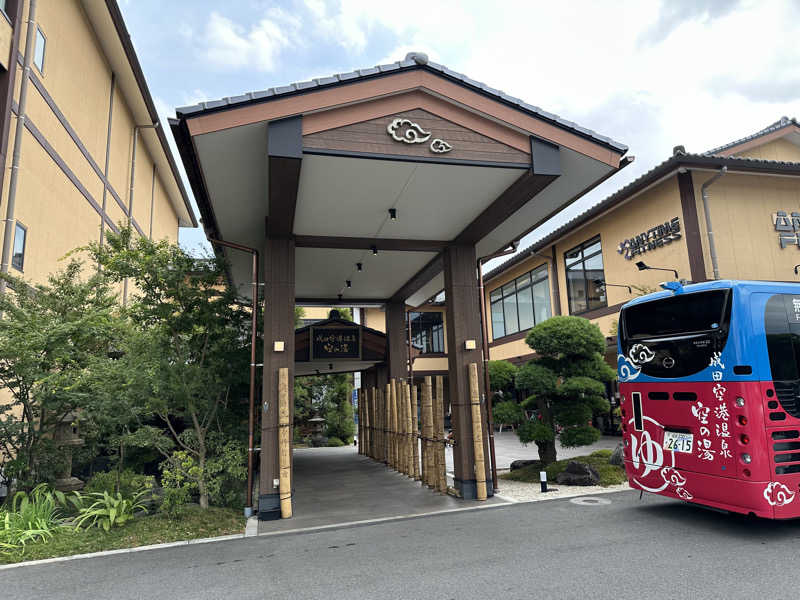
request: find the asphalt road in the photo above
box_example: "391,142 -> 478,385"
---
8,490 -> 800,600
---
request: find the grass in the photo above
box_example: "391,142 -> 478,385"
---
0,505 -> 246,565
500,449 -> 627,487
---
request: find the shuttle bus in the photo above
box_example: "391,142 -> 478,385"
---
618,279 -> 800,518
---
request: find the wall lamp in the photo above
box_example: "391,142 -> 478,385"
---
594,279 -> 632,294
636,261 -> 678,279
389,208 -> 397,221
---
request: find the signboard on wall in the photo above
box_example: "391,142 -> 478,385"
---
773,211 -> 800,248
310,327 -> 361,360
617,217 -> 681,260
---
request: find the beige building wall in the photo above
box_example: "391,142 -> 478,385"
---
364,306 -> 386,332
728,138 -> 800,162
693,170 -> 800,281
0,0 -> 182,289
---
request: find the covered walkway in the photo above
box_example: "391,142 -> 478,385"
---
258,447 -> 501,534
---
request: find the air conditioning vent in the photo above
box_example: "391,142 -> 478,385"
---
773,429 -> 800,475
774,381 -> 800,417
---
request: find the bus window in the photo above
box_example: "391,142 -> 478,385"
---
620,290 -> 731,378
764,294 -> 800,417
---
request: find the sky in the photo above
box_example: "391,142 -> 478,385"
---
119,0 -> 800,264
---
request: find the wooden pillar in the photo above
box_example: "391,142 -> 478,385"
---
259,236 -> 295,517
386,302 -> 408,382
443,244 -> 492,500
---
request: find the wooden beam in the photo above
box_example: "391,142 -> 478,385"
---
454,171 -> 558,245
267,116 -> 302,237
294,235 -> 448,252
389,252 -> 444,304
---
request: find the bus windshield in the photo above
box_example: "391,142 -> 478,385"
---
620,289 -> 731,378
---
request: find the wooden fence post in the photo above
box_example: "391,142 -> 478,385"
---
469,363 -> 487,501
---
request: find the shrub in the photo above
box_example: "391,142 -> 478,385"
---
159,451 -> 199,519
493,401 -> 525,426
85,469 -> 156,500
71,490 -> 148,532
488,360 -> 518,395
0,484 -> 67,556
326,437 -> 344,447
205,437 -> 247,509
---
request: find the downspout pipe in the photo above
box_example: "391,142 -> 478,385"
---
0,0 -> 38,297
209,238 -> 260,515
122,123 -> 158,304
478,240 -> 519,493
701,166 -> 727,280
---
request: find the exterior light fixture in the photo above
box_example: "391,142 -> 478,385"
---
635,261 -> 679,279
356,262 -> 363,272
371,245 -> 378,256
337,293 -> 342,300
346,280 -> 352,288
389,208 -> 397,220
594,279 -> 632,294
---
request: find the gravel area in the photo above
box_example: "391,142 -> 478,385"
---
493,475 -> 631,503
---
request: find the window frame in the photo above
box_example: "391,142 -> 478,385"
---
564,235 -> 607,315
489,263 -> 550,341
11,221 -> 26,271
409,310 -> 445,354
33,25 -> 46,74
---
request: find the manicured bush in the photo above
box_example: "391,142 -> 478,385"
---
492,401 -> 525,427
326,437 -> 345,447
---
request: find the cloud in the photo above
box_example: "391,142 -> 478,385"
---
638,0 -> 742,46
202,11 -> 293,72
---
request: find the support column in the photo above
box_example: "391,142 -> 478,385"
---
386,301 -> 408,382
259,236 -> 295,519
444,244 -> 492,499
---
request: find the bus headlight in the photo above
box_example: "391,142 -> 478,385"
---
735,397 -> 745,407
741,453 -> 752,464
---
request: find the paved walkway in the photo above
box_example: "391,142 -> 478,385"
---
258,446 -> 501,534
445,431 -> 621,472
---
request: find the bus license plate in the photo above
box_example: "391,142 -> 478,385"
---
663,431 -> 693,453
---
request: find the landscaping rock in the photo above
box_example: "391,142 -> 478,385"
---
609,443 -> 623,466
510,459 -> 539,471
556,461 -> 600,486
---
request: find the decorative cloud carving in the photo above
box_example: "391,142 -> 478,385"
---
386,119 -> 431,144
430,139 -> 453,153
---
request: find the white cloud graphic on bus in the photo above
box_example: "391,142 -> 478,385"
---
617,344 -> 655,382
764,482 -> 796,507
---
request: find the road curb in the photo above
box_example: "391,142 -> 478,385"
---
0,532 -> 245,571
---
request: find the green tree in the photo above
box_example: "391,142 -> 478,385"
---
0,262 -> 126,489
515,316 -> 614,465
87,229 -> 250,509
488,360 -> 518,397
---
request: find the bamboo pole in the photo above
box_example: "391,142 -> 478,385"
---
278,367 -> 292,518
384,384 -> 391,465
422,376 -> 434,487
368,387 -> 374,459
404,383 -> 412,477
411,384 -> 420,480
357,388 -> 363,455
434,375 -> 447,493
469,363 -> 487,501
390,380 -> 397,470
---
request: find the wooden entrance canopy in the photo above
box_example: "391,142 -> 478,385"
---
169,51 -> 629,510
295,314 -> 387,377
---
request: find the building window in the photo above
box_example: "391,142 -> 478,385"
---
489,264 -> 550,339
33,26 -> 45,73
409,311 -> 444,354
11,222 -> 26,271
565,236 -> 606,314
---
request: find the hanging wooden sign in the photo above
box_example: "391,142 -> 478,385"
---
310,326 -> 362,360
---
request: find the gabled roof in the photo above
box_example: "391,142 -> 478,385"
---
175,52 -> 627,155
704,116 -> 800,156
484,151 -> 800,282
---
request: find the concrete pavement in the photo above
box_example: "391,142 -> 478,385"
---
259,447 -> 502,534
9,490 -> 800,599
